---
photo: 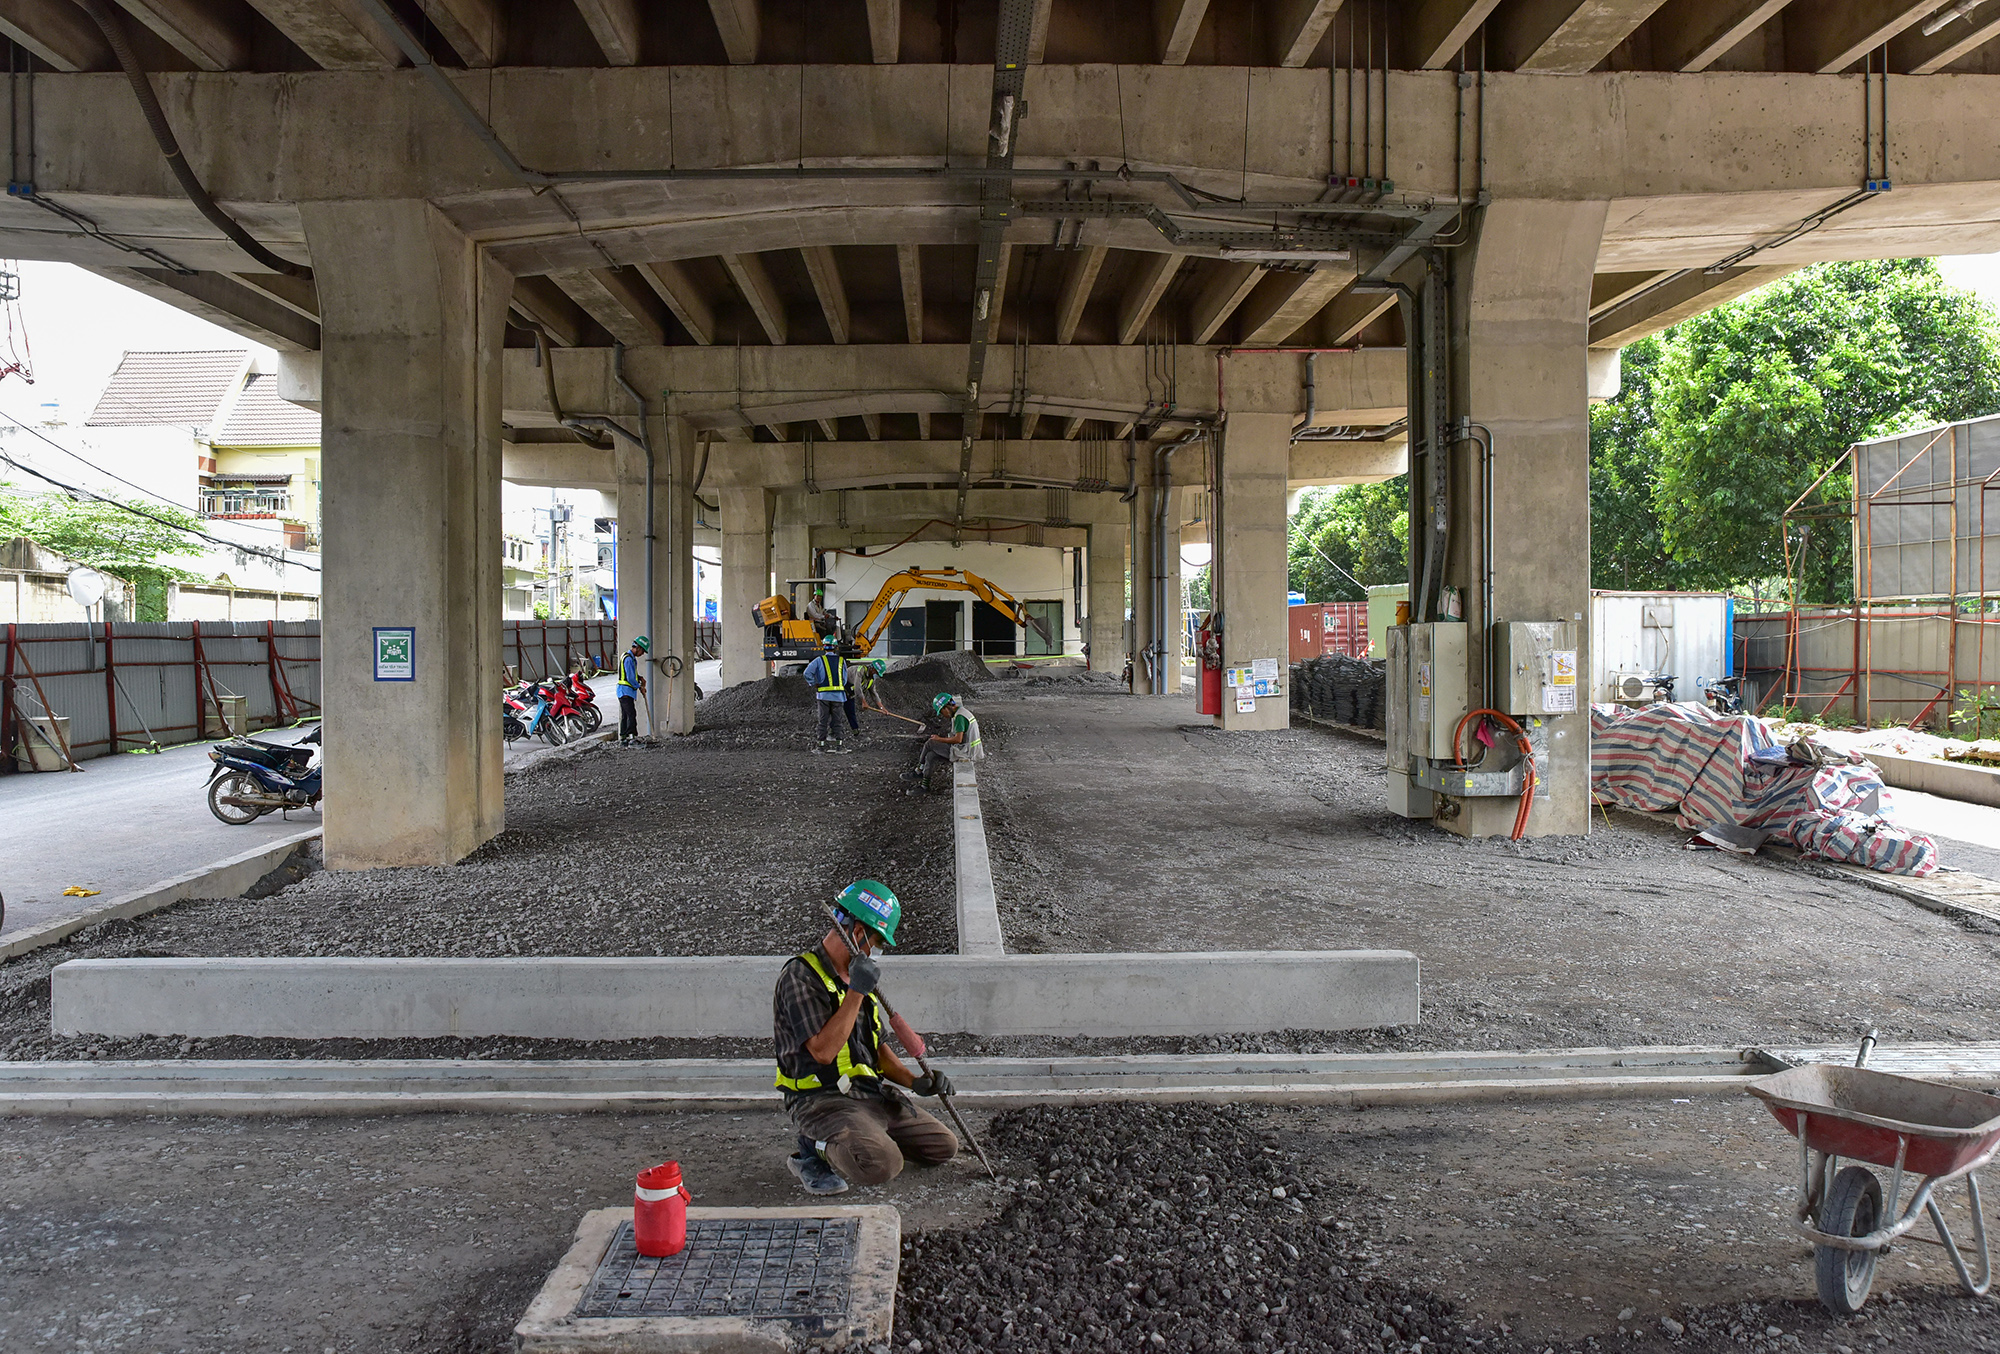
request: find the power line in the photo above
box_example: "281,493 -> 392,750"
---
0,449 -> 321,573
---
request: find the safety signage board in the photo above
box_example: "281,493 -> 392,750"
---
1545,649 -> 1577,713
1236,697 -> 1256,713
373,626 -> 415,682
1251,656 -> 1279,681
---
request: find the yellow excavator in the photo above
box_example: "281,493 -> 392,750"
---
758,568 -> 1053,663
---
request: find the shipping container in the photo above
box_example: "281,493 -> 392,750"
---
1289,602 -> 1371,662
1590,591 -> 1732,705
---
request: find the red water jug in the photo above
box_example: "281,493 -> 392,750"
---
634,1161 -> 687,1257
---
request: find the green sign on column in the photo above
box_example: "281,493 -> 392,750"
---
373,626 -> 415,681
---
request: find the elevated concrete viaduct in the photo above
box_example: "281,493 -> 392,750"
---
6,0 -> 2000,859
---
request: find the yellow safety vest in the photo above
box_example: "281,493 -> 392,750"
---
774,950 -> 885,1093
815,654 -> 846,694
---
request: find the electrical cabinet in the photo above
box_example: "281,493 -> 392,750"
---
1408,621 -> 1467,761
1492,620 -> 1581,717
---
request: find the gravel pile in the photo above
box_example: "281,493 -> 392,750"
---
695,673 -> 816,719
892,1102 -> 1490,1354
886,650 -> 996,689
1290,654 -> 1387,728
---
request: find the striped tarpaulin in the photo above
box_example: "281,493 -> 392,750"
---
1591,702 -> 1937,877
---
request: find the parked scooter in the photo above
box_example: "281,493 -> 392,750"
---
559,670 -> 603,734
1702,674 -> 1748,715
503,680 -> 577,746
207,726 -> 322,824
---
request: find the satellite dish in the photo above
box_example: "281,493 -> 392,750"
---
66,568 -> 106,609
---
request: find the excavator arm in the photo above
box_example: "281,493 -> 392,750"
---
847,568 -> 1054,657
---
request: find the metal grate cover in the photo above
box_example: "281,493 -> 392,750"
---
574,1218 -> 858,1322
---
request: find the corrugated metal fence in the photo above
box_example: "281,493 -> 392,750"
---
2,619 -> 652,768
1736,606 -> 2000,726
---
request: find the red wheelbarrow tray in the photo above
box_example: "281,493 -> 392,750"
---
1748,1065 -> 2000,1178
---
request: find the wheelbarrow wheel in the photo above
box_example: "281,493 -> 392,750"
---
1816,1165 -> 1883,1314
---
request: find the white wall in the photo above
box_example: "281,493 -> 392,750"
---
821,541 -> 1085,657
1591,591 -> 1731,703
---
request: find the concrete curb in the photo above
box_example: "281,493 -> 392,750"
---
50,950 -> 1420,1040
952,764 -> 1005,956
504,729 -> 615,776
0,827 -> 322,963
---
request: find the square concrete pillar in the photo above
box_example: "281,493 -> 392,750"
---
1086,523 -> 1125,673
618,419 -> 699,733
719,487 -> 769,688
772,493 -> 810,603
1130,476 -> 1184,696
1214,413 -> 1290,730
301,200 -> 508,868
1446,199 -> 1606,837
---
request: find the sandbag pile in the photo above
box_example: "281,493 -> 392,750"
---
1290,654 -> 1387,728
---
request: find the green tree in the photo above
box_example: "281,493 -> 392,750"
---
1287,478 -> 1409,602
0,483 -> 207,620
1596,259 -> 2000,601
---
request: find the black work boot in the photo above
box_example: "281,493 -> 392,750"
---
787,1135 -> 849,1195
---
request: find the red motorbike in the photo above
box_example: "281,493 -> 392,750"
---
559,670 -> 603,734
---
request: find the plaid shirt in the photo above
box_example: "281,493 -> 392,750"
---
772,943 -> 887,1106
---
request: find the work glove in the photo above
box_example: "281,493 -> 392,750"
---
847,953 -> 881,996
910,1068 -> 954,1099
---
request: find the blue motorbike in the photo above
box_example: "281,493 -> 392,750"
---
206,726 -> 322,824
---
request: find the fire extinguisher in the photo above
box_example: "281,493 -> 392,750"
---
1195,613 -> 1224,716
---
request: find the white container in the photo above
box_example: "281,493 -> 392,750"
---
15,715 -> 71,772
215,695 -> 250,737
1591,591 -> 1733,705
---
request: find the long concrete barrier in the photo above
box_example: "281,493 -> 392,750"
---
952,764 -> 1005,956
50,950 -> 1420,1040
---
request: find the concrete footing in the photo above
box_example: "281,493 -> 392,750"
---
952,764 -> 1005,956
49,950 -> 1419,1040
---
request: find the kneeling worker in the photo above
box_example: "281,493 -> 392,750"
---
901,691 -> 982,792
773,880 -> 959,1193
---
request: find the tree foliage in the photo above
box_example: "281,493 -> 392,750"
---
1591,259 -> 2000,601
0,483 -> 207,620
1287,478 -> 1409,602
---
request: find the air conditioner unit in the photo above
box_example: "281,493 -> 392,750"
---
1608,668 -> 1664,703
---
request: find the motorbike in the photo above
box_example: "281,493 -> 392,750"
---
504,680 -> 581,746
206,726 -> 322,824
559,670 -> 603,734
1702,674 -> 1748,715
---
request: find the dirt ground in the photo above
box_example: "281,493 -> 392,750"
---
976,689 -> 2000,1053
6,1096 -> 1999,1353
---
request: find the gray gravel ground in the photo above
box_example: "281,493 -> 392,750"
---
976,689 -> 2000,1054
6,1096 -> 1999,1353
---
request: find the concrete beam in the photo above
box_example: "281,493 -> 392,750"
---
984,242 -> 1014,343
1156,0 -> 1212,63
502,440 -> 618,493
707,0 -> 758,62
801,245 -> 850,345
1237,267 -> 1352,344
896,243 -> 924,343
115,0 -> 250,71
637,259 -> 716,345
229,269 -> 318,320
1407,0 -> 1506,67
1054,244 -> 1106,344
243,0 -> 403,68
50,951 -> 1422,1038
1270,0 -> 1342,67
1498,0 -> 1672,73
1117,251 -> 1182,345
0,0 -> 114,69
550,268 -> 669,347
572,0 -> 642,65
510,274 -> 590,348
709,437 -> 1157,492
83,265 -> 320,350
1026,0 -> 1052,61
1590,268 -> 1670,313
1892,10 -> 2000,74
423,0 -> 502,67
1317,284 -> 1398,344
722,252 -> 787,344
1648,0 -> 1790,72
1190,261 -> 1262,344
1787,0 -> 1939,73
864,0 -> 897,62
1587,263 -> 1796,347
1288,438 -> 1408,487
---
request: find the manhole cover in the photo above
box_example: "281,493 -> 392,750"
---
574,1217 -> 859,1321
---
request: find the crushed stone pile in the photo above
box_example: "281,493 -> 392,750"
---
1290,654 -> 1386,729
694,674 -> 814,720
883,650 -> 995,690
892,1102 -> 1488,1354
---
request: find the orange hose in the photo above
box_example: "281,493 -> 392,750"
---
1451,708 -> 1537,842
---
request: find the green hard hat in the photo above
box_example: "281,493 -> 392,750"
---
821,634 -> 840,650
932,691 -> 957,715
631,635 -> 650,652
836,879 -> 901,947
869,659 -> 886,674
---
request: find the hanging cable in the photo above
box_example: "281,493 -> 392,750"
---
73,0 -> 312,281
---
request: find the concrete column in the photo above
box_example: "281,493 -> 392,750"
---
1130,475 -> 1185,696
772,493 -> 810,601
301,199 -> 507,868
1085,523 -> 1125,673
663,418 -> 699,731
614,416 -> 699,734
1214,412 -> 1290,731
718,487 -> 769,688
1445,199 -> 1605,837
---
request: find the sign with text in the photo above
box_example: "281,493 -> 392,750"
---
373,627 -> 415,682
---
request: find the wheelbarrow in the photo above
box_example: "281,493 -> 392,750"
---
1747,1036 -> 2000,1314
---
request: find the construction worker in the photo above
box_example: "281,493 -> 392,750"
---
802,635 -> 852,754
901,691 -> 981,792
616,636 -> 649,747
773,880 -> 959,1194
